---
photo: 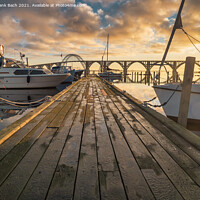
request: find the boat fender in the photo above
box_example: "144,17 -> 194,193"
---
27,75 -> 30,83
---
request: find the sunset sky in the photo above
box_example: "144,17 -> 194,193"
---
0,0 -> 200,65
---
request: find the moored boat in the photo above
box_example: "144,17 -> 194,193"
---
98,71 -> 122,82
153,83 -> 200,126
0,58 -> 70,89
51,65 -> 83,82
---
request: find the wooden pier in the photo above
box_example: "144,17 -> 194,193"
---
0,76 -> 200,200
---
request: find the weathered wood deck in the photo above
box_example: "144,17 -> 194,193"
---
0,76 -> 200,200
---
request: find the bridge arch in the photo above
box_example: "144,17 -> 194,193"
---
61,54 -> 86,69
127,61 -> 147,70
150,61 -> 173,70
89,61 -> 101,74
107,61 -> 124,70
176,61 -> 200,82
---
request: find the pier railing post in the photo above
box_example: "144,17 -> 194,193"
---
85,61 -> 90,76
103,61 -> 107,72
123,61 -> 127,83
147,62 -> 151,86
172,61 -> 177,82
178,57 -> 195,128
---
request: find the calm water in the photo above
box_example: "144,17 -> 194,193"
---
115,83 -> 165,115
0,86 -> 66,131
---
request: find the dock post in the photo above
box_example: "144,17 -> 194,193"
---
134,72 -> 136,82
147,62 -> 151,86
85,61 -> 90,76
172,61 -> 177,82
102,61 -> 107,73
167,72 -> 169,83
26,57 -> 29,68
124,61 -> 127,83
178,57 -> 195,128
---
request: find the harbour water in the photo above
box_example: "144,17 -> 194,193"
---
0,88 -> 59,131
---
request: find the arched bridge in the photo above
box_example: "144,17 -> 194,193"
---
30,54 -> 200,83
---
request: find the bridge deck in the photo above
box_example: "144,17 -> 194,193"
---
0,76 -> 200,200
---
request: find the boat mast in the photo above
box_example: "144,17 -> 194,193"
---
159,0 -> 185,70
0,45 -> 5,67
101,33 -> 109,72
107,33 -> 109,62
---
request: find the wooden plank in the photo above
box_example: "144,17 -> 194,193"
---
178,57 -> 195,127
0,128 -> 58,200
73,83 -> 100,200
48,82 -> 85,128
100,83 -> 184,200
105,80 -> 200,164
0,101 -> 68,185
46,83 -> 88,200
11,82 -> 87,200
48,102 -> 73,128
118,91 -> 200,165
0,81 -> 81,160
101,82 -> 200,200
93,80 -> 127,200
128,109 -> 200,186
0,114 -> 46,161
17,104 -> 80,199
0,78 -> 81,145
103,82 -> 200,185
99,171 -> 127,200
95,80 -> 154,200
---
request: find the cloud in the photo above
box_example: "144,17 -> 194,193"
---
82,0 -> 120,6
1,0 -> 75,3
1,0 -> 200,64
98,9 -> 104,15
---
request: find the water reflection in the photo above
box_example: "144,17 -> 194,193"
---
114,83 -> 165,115
0,88 -> 59,102
0,87 -> 59,131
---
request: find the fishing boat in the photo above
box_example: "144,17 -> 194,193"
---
153,83 -> 200,125
0,57 -> 70,89
152,0 -> 200,126
98,71 -> 122,82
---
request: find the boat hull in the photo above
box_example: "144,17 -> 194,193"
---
62,69 -> 75,83
98,72 -> 122,82
0,74 -> 69,89
153,84 -> 200,123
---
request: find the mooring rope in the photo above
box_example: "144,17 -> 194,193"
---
181,28 -> 200,54
143,84 -> 180,108
0,96 -> 52,108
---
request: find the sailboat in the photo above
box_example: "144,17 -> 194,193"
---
98,34 -> 122,82
153,0 -> 200,126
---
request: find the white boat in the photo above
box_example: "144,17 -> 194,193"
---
51,66 -> 84,82
51,66 -> 75,83
98,71 -> 122,82
0,58 -> 70,89
153,83 -> 200,125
